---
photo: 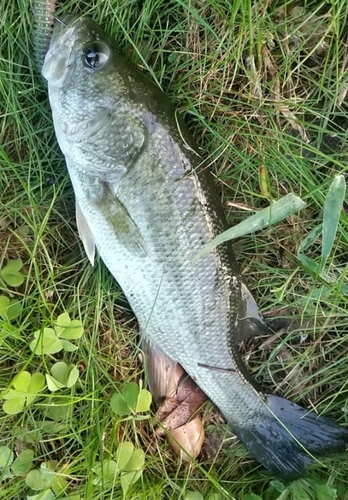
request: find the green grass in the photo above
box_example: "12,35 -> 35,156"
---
1,0 -> 348,498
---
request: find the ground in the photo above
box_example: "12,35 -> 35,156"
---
0,0 -> 348,499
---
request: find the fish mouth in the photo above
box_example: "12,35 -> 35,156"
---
41,15 -> 92,88
41,16 -> 80,88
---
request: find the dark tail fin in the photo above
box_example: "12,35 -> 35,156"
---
234,395 -> 348,479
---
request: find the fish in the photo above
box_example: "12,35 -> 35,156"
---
40,14 -> 348,478
31,0 -> 206,461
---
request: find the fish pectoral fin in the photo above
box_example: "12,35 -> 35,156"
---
94,182 -> 146,256
75,199 -> 96,266
141,339 -> 180,405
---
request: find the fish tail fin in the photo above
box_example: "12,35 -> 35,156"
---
234,394 -> 348,479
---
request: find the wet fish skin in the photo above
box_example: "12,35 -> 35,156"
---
42,16 -> 348,478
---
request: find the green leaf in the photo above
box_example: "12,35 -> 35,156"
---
0,296 -> 10,320
27,489 -> 55,500
120,450 -> 145,498
28,373 -> 46,393
122,382 -> 139,410
269,480 -> 286,493
13,371 -> 31,392
123,449 -> 145,472
93,460 -> 118,486
60,339 -> 78,352
26,463 -> 59,492
11,449 -> 34,475
26,469 -> 53,491
30,328 -> 63,355
46,374 -> 65,392
313,483 -> 337,500
3,397 -> 25,415
184,492 -> 204,500
47,362 -> 79,391
241,495 -> 263,500
0,259 -> 25,287
0,322 -> 19,342
55,313 -> 84,339
51,473 -> 68,495
298,224 -> 322,254
116,442 -> 134,470
0,296 -> 22,321
110,393 -> 131,416
135,389 -> 152,412
2,372 -> 45,414
0,446 -> 14,468
45,404 -> 71,421
195,193 -> 306,259
321,174 -> 346,269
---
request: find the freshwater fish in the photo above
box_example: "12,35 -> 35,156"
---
40,15 -> 348,477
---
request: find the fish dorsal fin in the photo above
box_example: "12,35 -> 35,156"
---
235,282 -> 273,341
141,339 -> 179,405
75,199 -> 96,266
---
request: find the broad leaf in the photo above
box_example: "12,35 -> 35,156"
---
3,397 -> 25,415
122,382 -> 139,410
0,446 -> 14,468
11,449 -> 34,475
30,329 -> 62,355
60,340 -> 78,352
116,442 -> 134,470
110,393 -> 131,416
55,313 -> 84,339
135,389 -> 152,413
93,460 -> 118,486
0,259 -> 25,287
120,448 -> 145,497
27,489 -> 55,500
47,362 -> 79,392
0,296 -> 22,321
184,493 -> 204,500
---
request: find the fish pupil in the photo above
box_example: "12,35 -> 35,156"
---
85,47 -> 100,68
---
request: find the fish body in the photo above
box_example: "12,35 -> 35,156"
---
41,16 -> 348,477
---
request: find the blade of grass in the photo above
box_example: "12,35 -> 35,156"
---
195,193 -> 306,260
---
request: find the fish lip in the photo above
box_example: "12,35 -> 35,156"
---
41,16 -> 84,87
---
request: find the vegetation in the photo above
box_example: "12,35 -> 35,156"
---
1,0 -> 347,498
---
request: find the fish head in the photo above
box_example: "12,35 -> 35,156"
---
42,16 -> 114,89
41,16 -> 138,174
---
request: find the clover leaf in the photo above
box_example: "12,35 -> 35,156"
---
0,296 -> 22,321
46,362 -> 79,392
30,313 -> 84,355
2,371 -> 45,415
0,258 -> 25,287
26,461 -> 68,495
110,382 -> 152,417
93,441 -> 145,496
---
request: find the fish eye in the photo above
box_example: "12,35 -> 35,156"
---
83,42 -> 110,70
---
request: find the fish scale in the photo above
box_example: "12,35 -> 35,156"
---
41,15 -> 348,478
